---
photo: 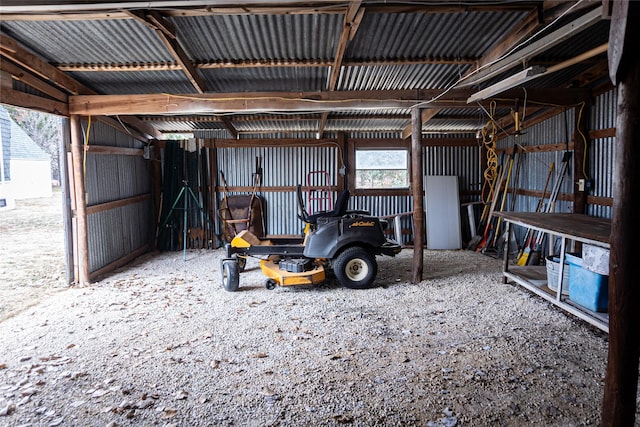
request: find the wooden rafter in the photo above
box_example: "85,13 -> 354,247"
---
124,10 -> 208,94
0,33 -> 159,139
318,1 -> 363,137
401,108 -> 442,140
53,56 -> 477,72
1,32 -> 88,95
0,59 -> 68,102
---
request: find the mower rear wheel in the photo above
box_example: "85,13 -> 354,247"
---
221,258 -> 240,292
333,246 -> 377,289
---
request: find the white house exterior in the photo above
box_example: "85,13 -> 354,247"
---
0,105 -> 52,210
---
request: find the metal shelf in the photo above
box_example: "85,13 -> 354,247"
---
495,213 -> 611,333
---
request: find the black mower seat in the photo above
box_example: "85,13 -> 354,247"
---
305,189 -> 350,225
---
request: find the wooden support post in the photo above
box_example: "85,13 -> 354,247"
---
411,107 -> 424,283
602,1 -> 640,425
59,119 -> 74,284
69,115 -> 90,284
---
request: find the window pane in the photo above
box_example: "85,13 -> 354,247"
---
356,150 -> 407,170
355,149 -> 408,189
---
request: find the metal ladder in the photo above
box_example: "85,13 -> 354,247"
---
306,170 -> 332,214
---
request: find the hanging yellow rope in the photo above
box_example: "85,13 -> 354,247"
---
480,102 -> 499,210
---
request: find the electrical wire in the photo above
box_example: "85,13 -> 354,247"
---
83,115 -> 91,183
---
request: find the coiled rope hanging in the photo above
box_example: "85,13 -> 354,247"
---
480,101 -> 499,206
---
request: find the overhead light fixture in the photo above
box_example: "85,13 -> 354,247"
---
467,65 -> 547,104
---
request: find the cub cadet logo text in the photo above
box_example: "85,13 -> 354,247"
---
350,220 -> 376,227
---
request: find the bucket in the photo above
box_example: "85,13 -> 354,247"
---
546,255 -> 569,295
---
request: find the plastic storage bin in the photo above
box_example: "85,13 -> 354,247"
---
565,253 -> 609,312
545,255 -> 569,295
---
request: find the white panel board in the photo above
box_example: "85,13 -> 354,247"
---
425,175 -> 462,250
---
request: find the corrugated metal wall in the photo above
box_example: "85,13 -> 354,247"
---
503,110 -> 576,216
214,137 -> 482,245
489,90 -> 616,246
590,90 -> 616,219
82,119 -> 152,273
203,91 -> 617,249
215,143 -> 340,236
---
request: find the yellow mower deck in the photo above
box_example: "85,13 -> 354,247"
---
260,259 -> 326,286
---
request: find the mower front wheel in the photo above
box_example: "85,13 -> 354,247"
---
333,246 -> 377,289
221,258 -> 240,292
235,254 -> 247,272
265,279 -> 277,290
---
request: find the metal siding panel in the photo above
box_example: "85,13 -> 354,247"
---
216,144 -> 339,235
81,122 -> 152,273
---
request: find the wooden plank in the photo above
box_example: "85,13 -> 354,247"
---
89,244 -> 151,281
590,127 -> 616,139
0,59 -> 68,101
493,212 -> 610,244
85,145 -> 144,156
69,93 -> 420,115
86,194 -> 151,215
209,138 -> 339,148
0,87 -> 68,115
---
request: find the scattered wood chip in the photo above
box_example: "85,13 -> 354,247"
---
162,408 -> 178,419
174,390 -> 188,400
333,413 -> 354,423
249,352 -> 268,359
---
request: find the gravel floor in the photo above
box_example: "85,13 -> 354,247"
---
1,246 -> 624,427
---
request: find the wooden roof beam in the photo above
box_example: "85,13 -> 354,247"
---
69,88 -> 588,116
1,32 -> 88,95
401,108 -> 442,140
125,9 -> 208,94
220,116 -> 238,139
320,1 -> 363,137
0,32 -> 159,139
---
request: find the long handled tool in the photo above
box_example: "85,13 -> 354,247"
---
476,152 -> 513,252
526,152 -> 572,265
488,153 -> 515,250
516,161 -> 555,265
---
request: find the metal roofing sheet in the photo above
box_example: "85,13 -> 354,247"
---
69,70 -> 197,94
200,66 -> 327,92
171,13 -> 342,62
347,10 -> 530,60
337,63 -> 467,91
0,19 -> 171,64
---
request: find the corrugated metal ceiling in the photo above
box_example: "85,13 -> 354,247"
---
0,1 -> 610,140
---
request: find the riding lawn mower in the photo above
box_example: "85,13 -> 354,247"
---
220,185 -> 402,291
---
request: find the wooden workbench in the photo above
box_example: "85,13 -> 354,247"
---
494,212 -> 611,332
